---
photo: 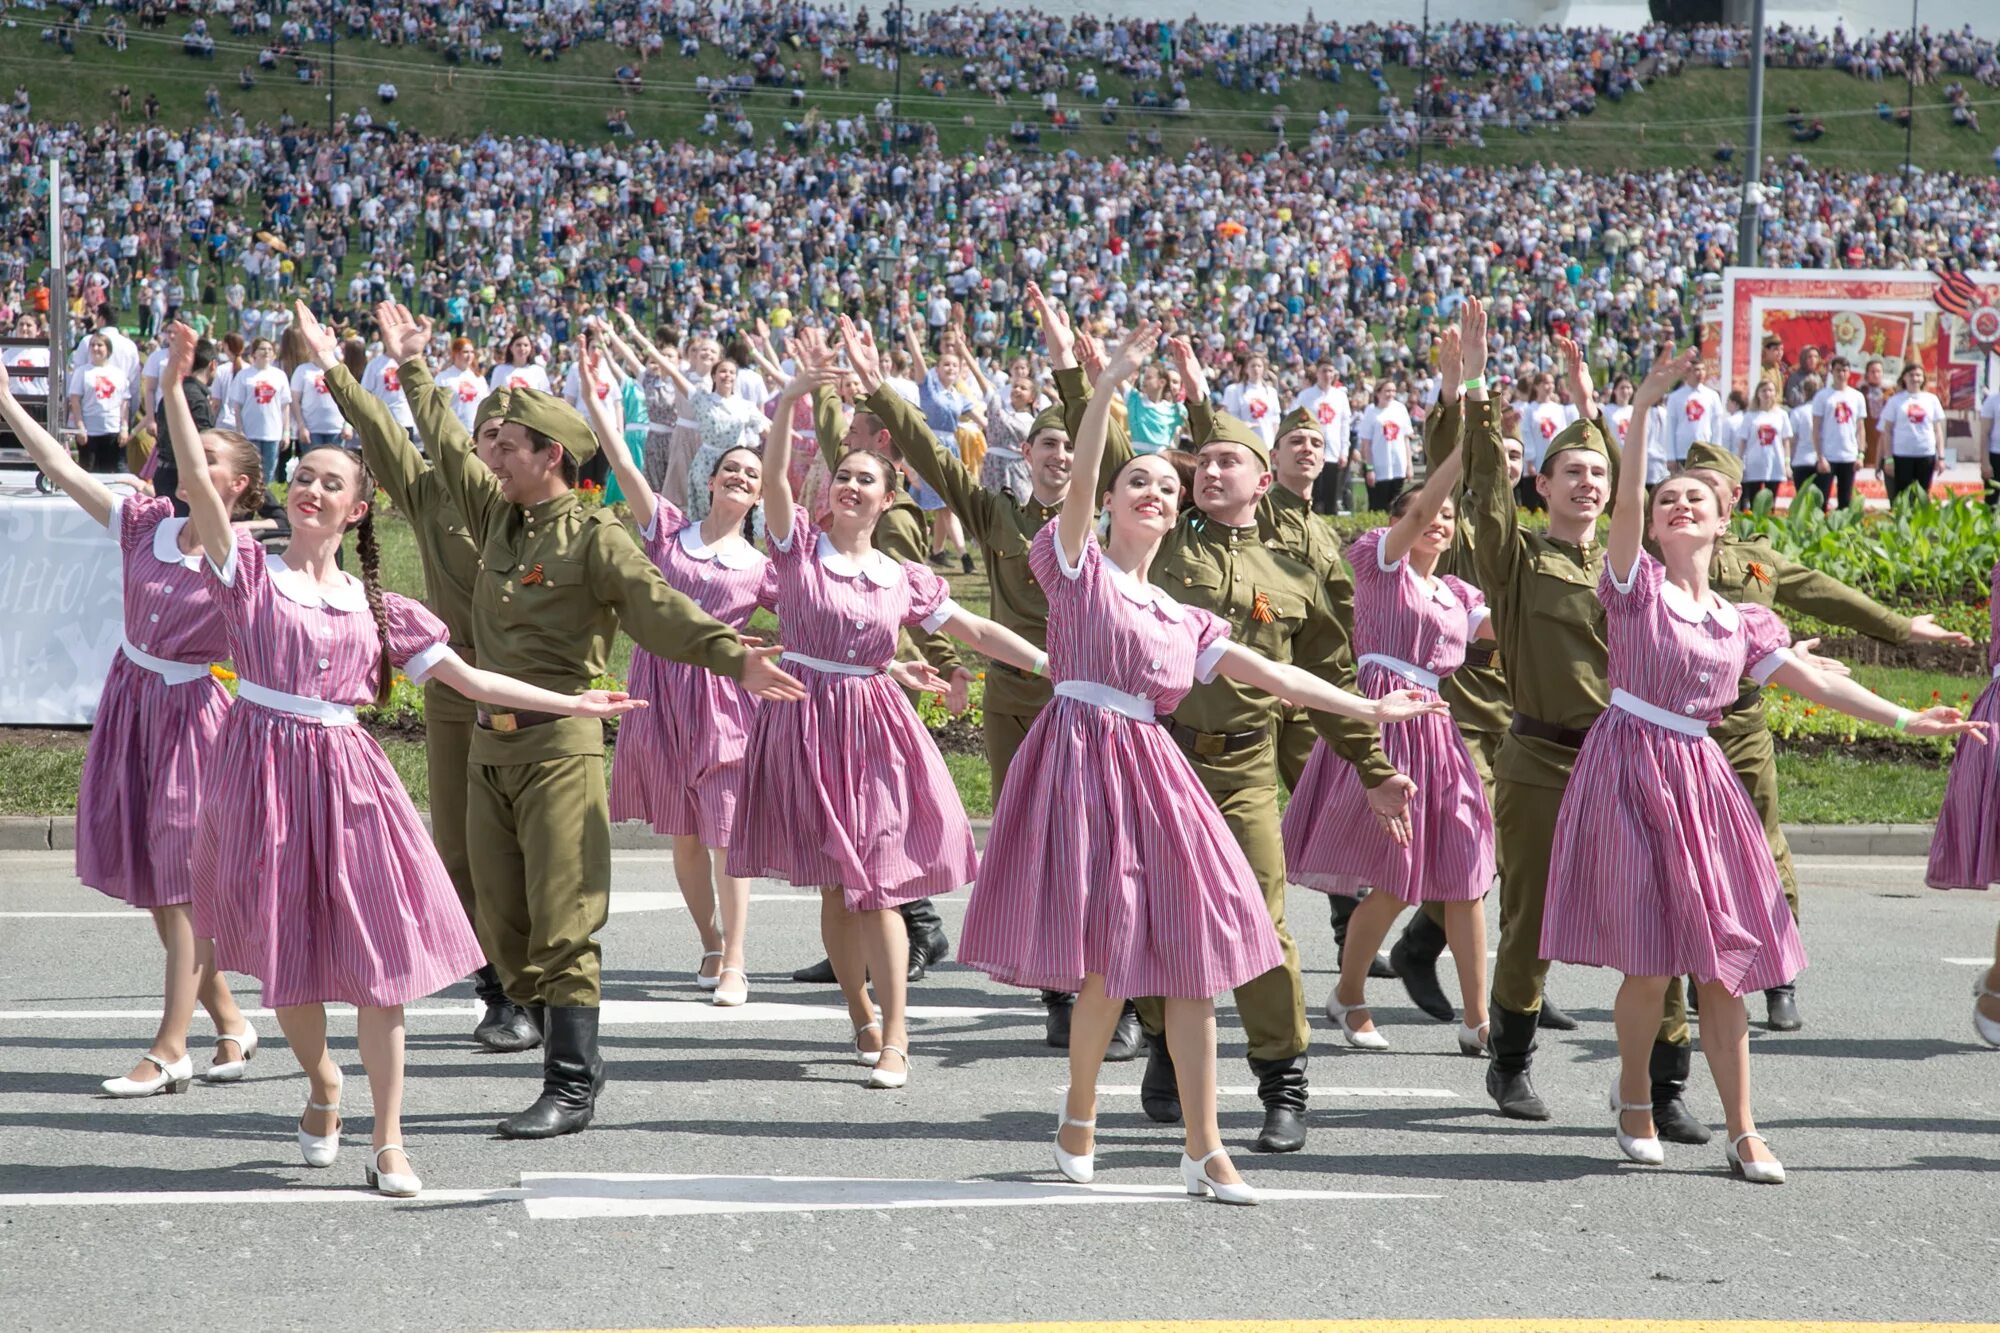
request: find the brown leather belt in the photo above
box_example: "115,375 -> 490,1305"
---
1165,718 -> 1268,757
1463,644 -> 1500,670
1510,712 -> 1593,750
477,708 -> 565,732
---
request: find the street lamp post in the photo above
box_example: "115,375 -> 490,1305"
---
1735,0 -> 1767,266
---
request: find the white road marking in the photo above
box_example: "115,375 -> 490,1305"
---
1944,958 -> 1992,967
0,1173 -> 1434,1217
0,1001 -> 1037,1025
1090,1085 -> 1459,1099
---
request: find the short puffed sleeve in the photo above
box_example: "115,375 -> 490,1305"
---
113,493 -> 173,550
382,591 -> 454,682
1739,602 -> 1794,685
902,559 -> 960,632
1599,547 -> 1664,615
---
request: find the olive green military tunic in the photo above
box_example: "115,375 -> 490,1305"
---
326,365 -> 485,935
861,384 -> 1058,797
1061,368 -> 1387,1063
1464,398 -> 1620,1018
406,358 -> 751,1010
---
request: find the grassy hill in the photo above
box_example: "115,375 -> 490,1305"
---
9,19 -> 1999,175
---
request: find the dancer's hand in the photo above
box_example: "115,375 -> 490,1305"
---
1903,707 -> 1990,743
945,665 -> 973,715
1365,773 -> 1417,848
740,646 -> 807,701
293,301 -> 341,369
887,659 -> 947,695
1906,614 -> 1975,647
569,690 -> 647,719
1373,688 -> 1451,724
1789,637 -> 1851,677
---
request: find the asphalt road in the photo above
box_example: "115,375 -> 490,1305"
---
1,849 -> 1997,1333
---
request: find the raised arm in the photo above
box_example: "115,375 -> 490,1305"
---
758,359 -> 828,551
612,308 -> 681,378
0,361 -> 115,526
1383,310 -> 1474,568
840,316 -> 988,533
1611,347 -> 1698,577
901,320 -> 930,380
1059,322 -> 1157,566
302,302 -> 423,515
579,338 -> 655,534
1166,335 -> 1215,445
160,323 -> 233,567
380,301 -> 499,532
592,319 -> 648,380
1555,333 -> 1598,425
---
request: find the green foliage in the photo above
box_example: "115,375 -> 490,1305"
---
1732,492 -> 1999,613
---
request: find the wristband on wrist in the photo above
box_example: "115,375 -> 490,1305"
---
1462,375 -> 1487,392
1893,708 -> 1913,733
1030,651 -> 1049,678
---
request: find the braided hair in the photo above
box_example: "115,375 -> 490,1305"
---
310,444 -> 396,708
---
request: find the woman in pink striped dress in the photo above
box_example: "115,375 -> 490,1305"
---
960,323 -> 1441,1204
1540,348 -> 1985,1185
1,371 -> 262,1098
159,323 -> 646,1198
1924,560 -> 2000,1046
590,349 -> 776,1007
728,323 -> 1048,1091
1281,311 -> 1496,1058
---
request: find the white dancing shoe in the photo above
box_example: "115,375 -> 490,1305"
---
1052,1106 -> 1096,1184
1726,1131 -> 1786,1185
853,1020 -> 884,1067
694,950 -> 725,992
1180,1149 -> 1258,1206
711,966 -> 749,1008
865,1045 -> 909,1090
200,1022 -> 259,1084
101,1052 -> 193,1098
296,1074 -> 344,1168
1456,1020 -> 1490,1057
1324,991 -> 1390,1050
1609,1086 -> 1665,1166
364,1145 -> 422,1198
1973,977 -> 2000,1049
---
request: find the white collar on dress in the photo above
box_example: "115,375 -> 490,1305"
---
1418,573 -> 1460,608
816,532 -> 902,588
266,554 -> 369,613
1661,579 -> 1741,632
1103,555 -> 1185,621
151,516 -> 204,572
680,522 -> 762,570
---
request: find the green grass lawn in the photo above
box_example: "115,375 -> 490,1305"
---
12,22 -> 1998,175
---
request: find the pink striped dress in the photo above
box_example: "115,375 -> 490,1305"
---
1280,527 -> 1495,903
608,500 -> 777,847
1541,551 -> 1805,995
959,528 -> 1282,999
192,529 -> 486,1008
1925,561 -> 2000,890
76,496 -> 233,909
725,506 -> 976,909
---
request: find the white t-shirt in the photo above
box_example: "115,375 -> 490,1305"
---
1811,384 -> 1866,465
1788,403 -> 1819,468
1877,390 -> 1945,458
1292,384 -> 1352,450
562,362 -> 619,415
489,361 -> 551,395
72,363 -> 130,435
1357,400 -> 1414,480
290,363 -> 348,437
1221,381 -> 1282,444
229,364 -> 293,442
436,365 -> 490,431
1665,383 -> 1725,461
1737,407 -> 1790,483
140,345 -> 172,412
1521,399 -> 1575,470
362,355 -> 414,429
1978,388 -> 2000,455
3,343 -> 49,397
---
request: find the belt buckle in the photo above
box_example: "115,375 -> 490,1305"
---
489,712 -> 518,733
1193,731 -> 1227,758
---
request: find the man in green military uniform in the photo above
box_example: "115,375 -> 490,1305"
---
1464,341 -> 1700,1131
787,350 -> 964,986
1677,440 -> 1971,1031
1055,350 -> 1396,1154
379,304 -> 803,1140
299,305 -> 537,1053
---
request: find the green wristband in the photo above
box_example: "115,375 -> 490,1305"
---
1893,709 -> 1913,733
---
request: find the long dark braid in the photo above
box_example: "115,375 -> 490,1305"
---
350,466 -> 395,708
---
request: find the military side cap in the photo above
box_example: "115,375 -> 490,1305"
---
1028,404 -> 1069,441
1542,416 -> 1608,467
1275,406 -> 1324,441
1198,409 -> 1270,467
499,386 -> 599,465
473,385 -> 511,431
1682,440 -> 1744,487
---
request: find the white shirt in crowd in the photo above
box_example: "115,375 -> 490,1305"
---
1876,389 -> 1945,458
489,361 -> 551,394
1356,398 -> 1414,480
229,364 -> 293,443
139,344 -> 172,413
1221,380 -> 1282,444
1977,388 -> 2000,457
1291,383 -> 1352,452
1787,402 -> 1819,468
362,354 -> 414,429
1736,407 -> 1791,483
1521,399 -> 1575,470
71,362 -> 131,435
562,361 -> 618,415
72,326 -> 141,401
435,365 -> 491,432
2,343 -> 49,398
1811,383 -> 1866,465
1665,382 -> 1725,461
290,363 -> 349,438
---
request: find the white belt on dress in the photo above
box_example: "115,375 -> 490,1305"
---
120,639 -> 213,687
1992,661 -> 2000,680
781,651 -> 882,677
1609,688 -> 1709,738
1358,653 -> 1441,692
236,678 -> 360,727
1054,678 -> 1156,722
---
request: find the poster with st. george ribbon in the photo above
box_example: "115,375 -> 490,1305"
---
0,478 -> 123,724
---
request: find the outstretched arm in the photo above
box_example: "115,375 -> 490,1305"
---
380,301 -> 499,532
0,365 -> 115,526
758,361 -> 826,550
936,608 -> 1044,674
427,654 -> 647,719
1213,644 -> 1448,725
1770,654 -> 1988,743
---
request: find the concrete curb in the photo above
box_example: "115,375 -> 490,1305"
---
0,815 -> 1932,858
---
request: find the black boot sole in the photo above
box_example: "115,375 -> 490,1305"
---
1536,1000 -> 1578,1032
476,1025 -> 544,1054
1652,1097 -> 1714,1145
496,1102 -> 594,1140
1253,1107 -> 1307,1153
1486,1065 -> 1551,1120
1388,937 -> 1456,1022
